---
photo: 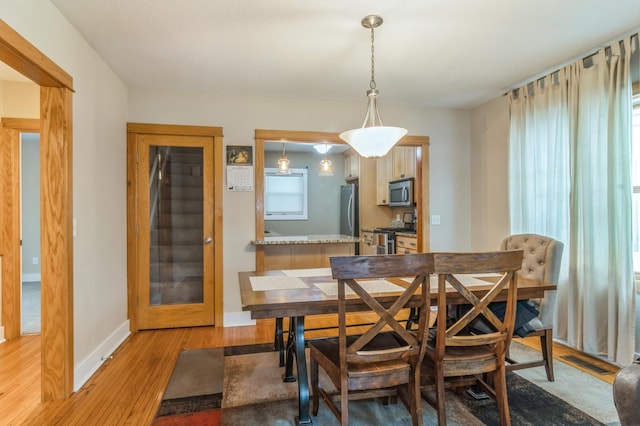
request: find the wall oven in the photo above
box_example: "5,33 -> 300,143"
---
388,178 -> 414,207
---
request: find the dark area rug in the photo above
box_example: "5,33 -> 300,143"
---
459,373 -> 603,426
155,343 -> 606,426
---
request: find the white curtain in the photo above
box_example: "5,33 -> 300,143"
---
509,35 -> 637,364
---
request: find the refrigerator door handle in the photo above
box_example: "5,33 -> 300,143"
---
347,195 -> 354,234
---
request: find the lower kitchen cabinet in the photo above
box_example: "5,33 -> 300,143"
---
396,234 -> 418,254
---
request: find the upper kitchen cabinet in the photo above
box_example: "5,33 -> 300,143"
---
343,149 -> 360,180
393,146 -> 416,180
376,146 -> 417,205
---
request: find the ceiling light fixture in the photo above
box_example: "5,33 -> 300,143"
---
277,140 -> 290,174
339,15 -> 407,158
313,143 -> 333,154
319,157 -> 333,176
318,143 -> 334,176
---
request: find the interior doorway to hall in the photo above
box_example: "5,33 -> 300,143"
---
21,132 -> 41,335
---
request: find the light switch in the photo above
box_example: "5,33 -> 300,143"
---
431,215 -> 441,225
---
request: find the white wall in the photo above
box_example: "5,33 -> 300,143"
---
469,95 -> 510,250
2,0 -> 130,388
128,90 -> 473,322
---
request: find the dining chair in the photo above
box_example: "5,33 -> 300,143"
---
309,253 -> 433,426
420,250 -> 524,426
501,234 -> 564,381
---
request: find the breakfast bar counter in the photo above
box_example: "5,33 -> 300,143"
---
251,234 -> 361,245
251,234 -> 361,270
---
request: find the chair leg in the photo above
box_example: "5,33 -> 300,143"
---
310,355 -> 319,416
435,369 -> 447,426
341,386 -> 349,425
409,369 -> 423,426
492,366 -> 511,426
541,329 -> 555,381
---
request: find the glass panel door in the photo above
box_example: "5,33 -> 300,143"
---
149,145 -> 204,305
136,133 -> 214,329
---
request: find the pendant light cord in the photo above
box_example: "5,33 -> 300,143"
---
370,25 -> 376,90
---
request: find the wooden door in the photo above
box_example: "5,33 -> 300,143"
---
131,131 -> 215,329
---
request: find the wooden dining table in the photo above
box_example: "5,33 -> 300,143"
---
238,267 -> 556,425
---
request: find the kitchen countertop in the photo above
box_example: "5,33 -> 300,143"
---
361,227 -> 417,236
251,234 -> 362,245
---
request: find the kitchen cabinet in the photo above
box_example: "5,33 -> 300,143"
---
396,234 -> 418,254
375,154 -> 393,205
376,147 -> 416,205
344,150 -> 360,180
392,146 -> 416,180
360,230 -> 377,255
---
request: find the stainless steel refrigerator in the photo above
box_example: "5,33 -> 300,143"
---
340,183 -> 359,242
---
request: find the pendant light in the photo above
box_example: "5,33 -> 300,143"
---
319,157 -> 333,176
277,140 -> 290,174
314,143 -> 334,176
339,15 -> 407,158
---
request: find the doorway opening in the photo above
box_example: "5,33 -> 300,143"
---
21,132 -> 41,335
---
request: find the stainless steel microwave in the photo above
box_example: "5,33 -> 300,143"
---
388,178 -> 414,207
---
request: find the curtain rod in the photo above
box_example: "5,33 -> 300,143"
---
504,28 -> 639,95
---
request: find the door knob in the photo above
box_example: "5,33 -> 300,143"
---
204,237 -> 213,244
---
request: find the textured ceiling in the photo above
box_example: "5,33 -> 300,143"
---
27,1 -> 640,109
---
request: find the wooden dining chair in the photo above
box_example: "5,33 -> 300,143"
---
309,253 -> 433,426
420,250 -> 524,426
501,234 -> 564,381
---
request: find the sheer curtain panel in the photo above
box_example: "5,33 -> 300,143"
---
509,35 -> 637,364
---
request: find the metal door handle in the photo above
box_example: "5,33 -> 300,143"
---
204,237 -> 213,244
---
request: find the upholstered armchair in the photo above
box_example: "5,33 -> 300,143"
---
501,233 -> 564,381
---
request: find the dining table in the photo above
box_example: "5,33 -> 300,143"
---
238,266 -> 556,425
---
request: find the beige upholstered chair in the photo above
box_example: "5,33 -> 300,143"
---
501,233 -> 564,381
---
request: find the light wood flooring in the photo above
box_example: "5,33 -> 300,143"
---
0,315 -> 620,425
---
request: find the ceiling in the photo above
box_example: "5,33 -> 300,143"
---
11,2 -> 640,110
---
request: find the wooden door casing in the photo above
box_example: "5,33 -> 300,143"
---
126,123 -> 224,330
0,17 -> 75,401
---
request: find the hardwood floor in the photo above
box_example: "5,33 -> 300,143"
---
0,316 -> 619,425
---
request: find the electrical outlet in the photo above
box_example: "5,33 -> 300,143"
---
32,257 -> 38,265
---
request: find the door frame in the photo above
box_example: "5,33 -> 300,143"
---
126,122 -> 224,331
0,118 -> 39,338
253,129 -> 430,270
0,21 -> 74,400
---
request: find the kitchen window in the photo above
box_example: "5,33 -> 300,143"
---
264,168 -> 308,220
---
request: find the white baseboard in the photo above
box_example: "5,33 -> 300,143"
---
74,320 -> 130,392
0,326 -> 4,344
223,311 -> 255,327
22,273 -> 41,282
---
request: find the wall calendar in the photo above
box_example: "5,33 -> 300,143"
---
226,145 -> 254,191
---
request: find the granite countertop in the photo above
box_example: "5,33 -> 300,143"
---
251,234 -> 362,245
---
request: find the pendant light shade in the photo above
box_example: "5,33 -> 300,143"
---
319,157 -> 333,176
340,15 -> 407,158
277,140 -> 290,174
318,143 -> 334,176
